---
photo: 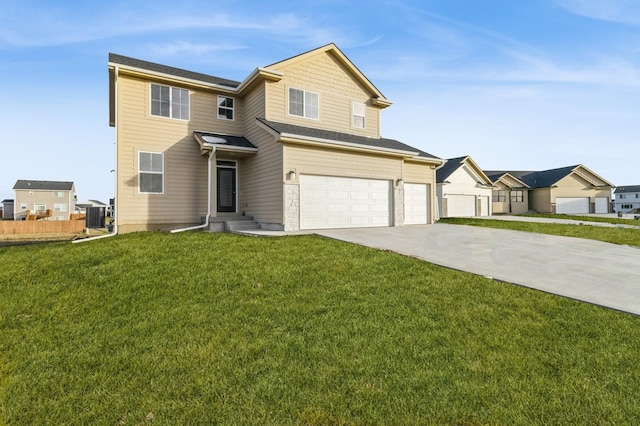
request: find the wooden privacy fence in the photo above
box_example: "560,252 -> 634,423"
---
0,220 -> 86,235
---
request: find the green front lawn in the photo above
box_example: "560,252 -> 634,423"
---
1,232 -> 639,424
521,213 -> 640,225
440,217 -> 640,247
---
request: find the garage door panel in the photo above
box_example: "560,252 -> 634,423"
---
595,197 -> 608,214
556,197 -> 589,214
404,183 -> 429,225
300,175 -> 391,230
446,195 -> 476,217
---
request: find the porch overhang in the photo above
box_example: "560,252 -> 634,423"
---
193,131 -> 258,157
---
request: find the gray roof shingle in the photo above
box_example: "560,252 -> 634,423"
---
256,118 -> 440,160
109,53 -> 241,89
193,132 -> 257,149
614,185 -> 640,194
13,180 -> 74,191
436,156 -> 467,182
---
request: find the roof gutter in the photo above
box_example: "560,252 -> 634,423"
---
171,146 -> 215,233
74,65 -> 121,243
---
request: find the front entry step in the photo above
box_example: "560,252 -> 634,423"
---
225,220 -> 260,232
208,216 -> 260,233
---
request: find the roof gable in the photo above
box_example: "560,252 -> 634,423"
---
437,156 -> 493,186
486,165 -> 613,189
484,172 -> 530,189
13,180 -> 74,191
265,43 -> 391,107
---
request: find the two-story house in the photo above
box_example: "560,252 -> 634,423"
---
614,185 -> 640,213
12,180 -> 76,220
108,43 -> 443,233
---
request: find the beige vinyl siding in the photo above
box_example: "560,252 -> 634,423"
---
14,189 -> 74,220
266,51 -> 380,138
284,144 -> 402,181
241,84 -> 283,224
529,188 -> 552,213
116,75 -> 208,231
492,182 -> 509,214
551,174 -> 612,213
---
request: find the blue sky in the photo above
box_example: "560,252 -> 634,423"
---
1,0 -> 639,203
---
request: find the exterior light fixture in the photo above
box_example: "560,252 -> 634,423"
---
289,170 -> 296,180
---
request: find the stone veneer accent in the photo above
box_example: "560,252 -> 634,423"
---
284,183 -> 300,231
394,186 -> 404,226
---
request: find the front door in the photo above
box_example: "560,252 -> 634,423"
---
217,161 -> 236,213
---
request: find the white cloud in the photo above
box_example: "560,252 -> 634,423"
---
553,0 -> 640,25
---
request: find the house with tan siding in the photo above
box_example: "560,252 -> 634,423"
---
12,180 -> 76,220
108,44 -> 443,233
485,165 -> 614,214
484,172 -> 530,214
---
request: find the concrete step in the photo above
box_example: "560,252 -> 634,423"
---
225,220 -> 260,232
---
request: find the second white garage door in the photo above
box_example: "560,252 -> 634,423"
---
404,183 -> 429,225
556,197 -> 589,214
445,195 -> 476,217
300,175 -> 391,230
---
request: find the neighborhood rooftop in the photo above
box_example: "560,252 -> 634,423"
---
108,53 -> 241,89
12,180 -> 74,191
614,185 -> 640,193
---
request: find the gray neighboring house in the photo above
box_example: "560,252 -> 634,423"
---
13,180 -> 76,220
1,199 -> 14,219
614,185 -> 640,213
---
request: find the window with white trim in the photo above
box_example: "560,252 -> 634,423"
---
34,203 -> 46,212
289,88 -> 318,119
620,194 -> 626,199
139,151 -> 164,194
151,84 -> 190,120
352,102 -> 365,128
54,203 -> 67,212
53,191 -> 64,198
217,96 -> 234,120
20,203 -> 27,210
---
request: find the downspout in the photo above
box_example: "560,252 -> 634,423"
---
171,146 -> 215,233
74,65 -> 120,243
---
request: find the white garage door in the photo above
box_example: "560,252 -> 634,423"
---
595,197 -> 609,214
300,175 -> 391,230
479,196 -> 490,216
556,197 -> 589,214
404,183 -> 429,225
445,195 -> 476,217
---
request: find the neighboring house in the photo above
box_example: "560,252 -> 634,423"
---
108,43 -> 443,233
484,172 -> 530,214
485,165 -> 614,214
1,199 -> 13,219
614,185 -> 640,213
436,156 -> 495,217
76,199 -> 108,213
12,180 -> 76,220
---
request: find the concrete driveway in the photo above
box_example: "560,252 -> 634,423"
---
316,224 -> 640,316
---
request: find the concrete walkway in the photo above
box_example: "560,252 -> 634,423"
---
315,224 -> 640,316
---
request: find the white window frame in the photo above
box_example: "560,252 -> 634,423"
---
54,203 -> 67,212
352,102 -> 366,129
20,203 -> 27,210
53,191 -> 64,198
150,83 -> 190,120
288,87 -> 319,120
138,151 -> 164,194
217,96 -> 235,121
34,203 -> 46,212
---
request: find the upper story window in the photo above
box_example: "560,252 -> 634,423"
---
150,84 -> 189,120
620,194 -> 626,199
53,191 -> 64,198
352,102 -> 365,129
289,88 -> 318,119
54,203 -> 67,212
139,151 -> 164,194
217,96 -> 234,120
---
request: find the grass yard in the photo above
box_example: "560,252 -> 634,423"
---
521,213 -> 640,226
1,232 -> 640,424
440,217 -> 640,247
